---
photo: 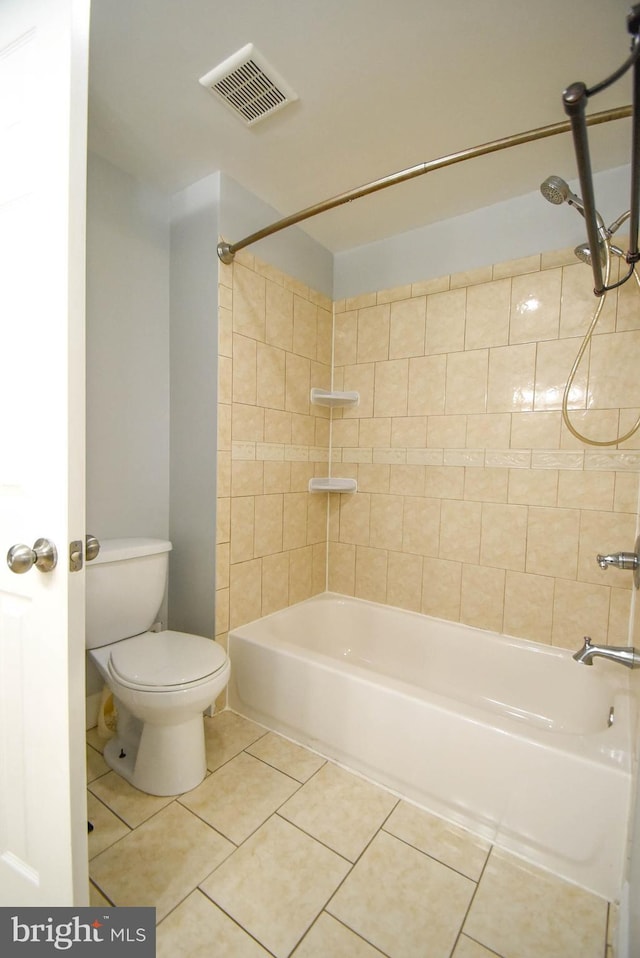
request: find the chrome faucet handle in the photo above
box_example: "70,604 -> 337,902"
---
596,552 -> 640,570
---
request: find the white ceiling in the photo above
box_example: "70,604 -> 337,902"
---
88,0 -> 636,253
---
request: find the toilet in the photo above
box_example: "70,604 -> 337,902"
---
86,537 -> 230,796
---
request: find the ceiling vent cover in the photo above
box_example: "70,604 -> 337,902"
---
199,44 -> 298,126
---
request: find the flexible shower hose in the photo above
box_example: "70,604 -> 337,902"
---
562,241 -> 640,446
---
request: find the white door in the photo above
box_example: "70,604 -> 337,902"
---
0,0 -> 89,905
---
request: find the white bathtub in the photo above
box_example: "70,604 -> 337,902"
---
228,592 -> 635,900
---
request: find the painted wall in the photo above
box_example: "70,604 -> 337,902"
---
168,174 -> 220,637
334,165 -> 632,301
86,153 -> 171,540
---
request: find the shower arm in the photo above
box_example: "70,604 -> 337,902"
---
216,104 -> 632,264
562,5 -> 640,296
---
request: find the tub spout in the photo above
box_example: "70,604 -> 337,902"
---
573,635 -> 640,668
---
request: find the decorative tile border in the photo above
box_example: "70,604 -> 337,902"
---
333,447 -> 640,471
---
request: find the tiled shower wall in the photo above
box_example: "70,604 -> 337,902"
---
217,246 -> 640,651
216,252 -> 332,645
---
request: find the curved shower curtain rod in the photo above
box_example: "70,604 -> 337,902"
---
216,104 -> 632,264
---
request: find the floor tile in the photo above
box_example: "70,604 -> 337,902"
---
384,800 -> 491,880
90,802 -> 234,922
86,727 -> 106,752
86,744 -> 109,783
292,913 -> 386,957
87,792 -> 130,859
157,890 -> 271,958
463,847 -> 608,958
204,710 -> 266,771
279,762 -> 398,861
180,751 -> 299,844
200,814 -> 350,958
328,829 -> 475,958
89,882 -> 113,907
89,770 -> 174,828
452,936 -> 504,958
247,731 -> 326,782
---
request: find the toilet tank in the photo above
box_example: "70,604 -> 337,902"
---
86,537 -> 173,650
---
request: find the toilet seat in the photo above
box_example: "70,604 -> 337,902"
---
108,630 -> 228,692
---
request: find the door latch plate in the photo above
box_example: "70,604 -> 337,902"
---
69,539 -> 83,572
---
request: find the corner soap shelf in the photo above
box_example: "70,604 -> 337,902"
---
308,477 -> 357,493
310,388 -> 359,408
309,387 -> 359,493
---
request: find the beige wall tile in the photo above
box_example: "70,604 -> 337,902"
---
374,360 -> 409,417
229,558 -> 262,629
231,460 -> 264,497
412,275 -> 450,296
464,468 -> 509,503
261,553 -> 290,616
289,546 -> 315,605
402,497 -> 441,557
465,279 -> 510,350
526,506 -> 580,578
359,417 -> 391,447
357,463 -> 391,494
355,546 -> 388,602
480,502 -> 528,571
346,292 -> 377,311
263,461 -> 291,494
357,304 -> 390,363
487,343 -> 536,413
493,254 -> 541,279
425,465 -> 465,499
508,469 -> 558,506
445,350 -> 488,415
339,493 -> 371,545
588,331 -> 640,409
451,265 -> 493,288
256,343 -> 286,409
391,417 -> 427,448
266,281 -> 293,351
215,587 -> 229,637
232,403 -> 264,442
254,494 -> 284,557
230,496 -> 255,564
377,283 -> 413,304
389,297 -> 426,358
614,472 -> 640,513
328,541 -> 356,594
283,493 -> 309,551
465,413 -> 511,449
369,495 -> 403,551
334,311 -> 358,366
217,496 -> 230,543
408,355 -> 446,416
264,408 -> 292,444
503,571 -> 554,643
219,305 -> 233,357
389,464 -> 426,497
609,587 -> 632,642
427,415 -> 467,448
440,500 -> 482,563
560,409 -> 621,448
551,579 -> 611,649
421,557 -> 462,620
233,263 -> 266,340
387,551 -> 424,612
557,471 -> 615,511
218,356 -> 232,405
285,352 -> 311,415
510,411 -> 561,448
509,268 -> 561,344
293,295 -> 318,360
426,288 -> 466,354
232,334 -> 257,405
460,564 -> 505,632
342,363 -> 375,418
332,417 -> 359,448
534,337 -> 588,411
316,308 -> 333,366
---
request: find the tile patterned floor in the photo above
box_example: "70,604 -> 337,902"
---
86,711 -> 616,958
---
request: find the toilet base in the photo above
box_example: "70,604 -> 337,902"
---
103,712 -> 207,796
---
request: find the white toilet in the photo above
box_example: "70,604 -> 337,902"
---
86,537 -> 230,796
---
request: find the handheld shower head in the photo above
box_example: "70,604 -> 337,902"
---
540,174 -> 606,229
540,175 -> 586,214
540,175 -> 573,205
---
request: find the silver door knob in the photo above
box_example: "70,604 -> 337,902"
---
7,538 -> 57,574
85,534 -> 100,562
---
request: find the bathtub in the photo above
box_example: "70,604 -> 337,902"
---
228,592 -> 634,900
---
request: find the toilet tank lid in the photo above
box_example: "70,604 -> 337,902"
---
92,537 -> 173,564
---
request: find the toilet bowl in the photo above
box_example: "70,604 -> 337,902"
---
87,537 -> 230,795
